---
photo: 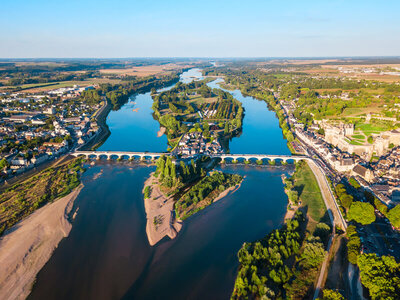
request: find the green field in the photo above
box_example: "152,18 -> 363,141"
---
294,161 -> 326,224
355,122 -> 390,135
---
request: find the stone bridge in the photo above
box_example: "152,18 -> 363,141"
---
211,154 -> 308,163
72,151 -> 308,163
71,151 -> 165,161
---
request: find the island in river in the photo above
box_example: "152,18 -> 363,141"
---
143,155 -> 243,246
151,79 -> 244,153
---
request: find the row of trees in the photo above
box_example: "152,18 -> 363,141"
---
154,156 -> 205,190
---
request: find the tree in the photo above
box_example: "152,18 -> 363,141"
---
224,122 -> 229,135
317,289 -> 345,300
0,158 -> 10,169
314,222 -> 331,242
346,225 -> 361,264
387,204 -> 400,228
347,201 -> 375,225
357,253 -> 400,300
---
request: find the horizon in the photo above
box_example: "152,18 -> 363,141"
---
1,56 -> 400,60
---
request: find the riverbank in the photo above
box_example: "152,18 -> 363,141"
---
81,100 -> 112,151
143,174 -> 182,246
0,184 -> 83,300
143,171 -> 243,246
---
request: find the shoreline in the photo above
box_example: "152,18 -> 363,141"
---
143,174 -> 182,246
0,184 -> 84,300
143,173 -> 243,246
157,126 -> 166,137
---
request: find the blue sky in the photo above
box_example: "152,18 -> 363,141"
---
1,0 -> 399,58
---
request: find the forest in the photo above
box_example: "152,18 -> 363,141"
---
152,156 -> 242,220
232,210 -> 331,299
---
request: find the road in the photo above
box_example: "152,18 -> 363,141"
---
307,159 -> 347,230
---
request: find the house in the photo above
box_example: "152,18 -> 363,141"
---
31,153 -> 49,165
11,156 -> 28,166
352,164 -> 375,182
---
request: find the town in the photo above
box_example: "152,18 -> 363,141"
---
0,84 -> 103,180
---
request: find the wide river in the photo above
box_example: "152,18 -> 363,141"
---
29,69 -> 291,300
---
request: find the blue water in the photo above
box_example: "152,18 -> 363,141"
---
98,68 -> 204,152
99,68 -> 289,155
207,79 -> 290,155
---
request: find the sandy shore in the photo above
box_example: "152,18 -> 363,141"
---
143,175 -> 182,246
157,126 -> 166,137
0,184 -> 83,300
213,181 -> 243,203
143,174 -> 243,246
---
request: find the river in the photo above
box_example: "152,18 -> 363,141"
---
28,69 -> 292,300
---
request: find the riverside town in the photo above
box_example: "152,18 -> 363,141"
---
1,1 -> 400,300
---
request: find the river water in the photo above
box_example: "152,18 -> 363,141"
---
28,69 -> 291,300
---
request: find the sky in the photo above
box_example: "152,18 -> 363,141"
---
1,0 -> 399,58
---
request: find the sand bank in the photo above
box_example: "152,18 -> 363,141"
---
0,184 -> 83,300
157,126 -> 166,137
143,175 -> 182,246
143,174 -> 243,246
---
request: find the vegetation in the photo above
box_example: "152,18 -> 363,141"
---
387,204 -> 400,228
317,289 -> 345,300
347,201 -> 376,225
292,161 -> 326,223
0,158 -> 85,236
357,253 -> 400,300
152,156 -> 242,220
232,211 -> 328,299
144,186 -> 151,199
151,79 -> 244,146
335,183 -> 354,211
348,177 -> 361,189
346,225 -> 361,264
101,74 -> 179,110
175,171 -> 242,220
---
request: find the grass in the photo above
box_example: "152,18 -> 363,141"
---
352,134 -> 365,139
0,158 -> 84,235
293,161 -> 326,224
356,122 -> 390,135
349,140 -> 364,145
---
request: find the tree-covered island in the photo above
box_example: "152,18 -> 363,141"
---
151,80 -> 244,153
142,155 -> 243,246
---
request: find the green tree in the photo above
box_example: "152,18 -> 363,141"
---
387,204 -> 400,228
348,201 -> 376,225
0,158 -> 10,169
357,253 -> 400,300
317,289 -> 345,300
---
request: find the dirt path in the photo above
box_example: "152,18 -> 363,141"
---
0,184 -> 83,300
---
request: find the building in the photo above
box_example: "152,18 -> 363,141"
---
352,164 -> 375,183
